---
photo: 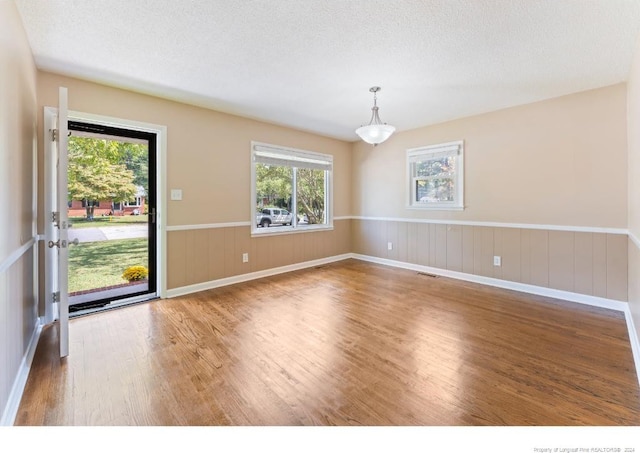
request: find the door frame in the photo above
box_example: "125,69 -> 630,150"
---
67,120 -> 159,309
43,107 -> 168,322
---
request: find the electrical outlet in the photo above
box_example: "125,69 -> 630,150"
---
493,256 -> 501,267
242,253 -> 249,263
387,242 -> 393,250
170,189 -> 182,201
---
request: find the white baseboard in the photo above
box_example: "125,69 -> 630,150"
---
166,254 -> 352,298
624,307 -> 640,388
1,318 -> 43,426
352,253 -> 629,312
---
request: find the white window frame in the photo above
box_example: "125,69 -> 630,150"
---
251,141 -> 333,236
124,196 -> 142,207
407,140 -> 464,210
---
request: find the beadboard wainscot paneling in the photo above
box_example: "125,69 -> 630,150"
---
167,219 -> 352,291
1,1 -> 40,426
352,218 -> 628,301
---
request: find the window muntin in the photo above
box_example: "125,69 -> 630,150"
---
252,142 -> 332,234
407,141 -> 464,209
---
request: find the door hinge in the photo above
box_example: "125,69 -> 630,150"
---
52,291 -> 60,303
51,129 -> 58,142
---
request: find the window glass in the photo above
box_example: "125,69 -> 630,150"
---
252,142 -> 332,233
296,167 -> 326,225
407,141 -> 464,209
255,163 -> 293,216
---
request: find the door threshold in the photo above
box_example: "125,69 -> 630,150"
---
69,293 -> 159,318
70,282 -> 148,306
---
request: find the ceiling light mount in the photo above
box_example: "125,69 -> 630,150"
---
355,86 -> 395,146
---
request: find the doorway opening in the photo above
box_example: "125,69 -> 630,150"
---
66,121 -> 158,314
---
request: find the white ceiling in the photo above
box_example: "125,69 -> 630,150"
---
14,0 -> 640,142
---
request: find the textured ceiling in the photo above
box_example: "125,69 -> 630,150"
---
14,0 -> 640,141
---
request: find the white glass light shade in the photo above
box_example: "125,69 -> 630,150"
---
355,123 -> 396,145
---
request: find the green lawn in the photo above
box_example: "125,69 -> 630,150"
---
69,214 -> 148,229
68,238 -> 148,293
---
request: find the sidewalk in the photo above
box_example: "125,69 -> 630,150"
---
68,224 -> 148,243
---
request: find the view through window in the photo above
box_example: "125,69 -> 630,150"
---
66,126 -> 153,309
252,143 -> 332,233
407,140 -> 464,210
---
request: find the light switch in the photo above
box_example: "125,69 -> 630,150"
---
171,189 -> 182,201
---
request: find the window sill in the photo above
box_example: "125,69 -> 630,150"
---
251,223 -> 334,237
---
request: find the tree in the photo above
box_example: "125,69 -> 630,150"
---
296,168 -> 325,224
67,137 -> 138,219
120,144 -> 149,193
255,163 -> 326,224
255,164 -> 292,209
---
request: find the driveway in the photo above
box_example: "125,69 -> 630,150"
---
68,225 -> 148,243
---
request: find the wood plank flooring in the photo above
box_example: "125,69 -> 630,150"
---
15,259 -> 640,425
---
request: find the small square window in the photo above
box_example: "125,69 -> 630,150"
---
407,140 -> 464,210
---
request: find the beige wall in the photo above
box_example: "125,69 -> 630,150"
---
37,72 -> 352,227
352,84 -> 628,228
0,1 -> 38,423
351,84 -> 631,303
35,73 -> 631,298
168,221 -> 351,290
36,72 -> 353,292
628,34 -> 640,345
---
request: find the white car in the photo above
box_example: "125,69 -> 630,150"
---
256,208 -> 293,227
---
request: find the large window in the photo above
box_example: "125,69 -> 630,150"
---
251,142 -> 332,234
407,140 -> 464,210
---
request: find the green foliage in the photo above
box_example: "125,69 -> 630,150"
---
68,238 -> 148,293
296,168 -> 325,224
67,136 -> 148,218
120,145 -> 149,191
255,163 -> 326,224
255,164 -> 292,207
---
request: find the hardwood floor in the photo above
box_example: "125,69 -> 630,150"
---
15,259 -> 640,425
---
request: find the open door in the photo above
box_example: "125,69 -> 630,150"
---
44,87 -> 70,358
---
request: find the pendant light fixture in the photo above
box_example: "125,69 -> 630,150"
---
355,86 -> 395,146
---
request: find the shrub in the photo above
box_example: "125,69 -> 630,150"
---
122,265 -> 148,282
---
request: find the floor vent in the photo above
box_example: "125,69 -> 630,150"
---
417,272 -> 438,278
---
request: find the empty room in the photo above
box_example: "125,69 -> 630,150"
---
2,0 -> 640,449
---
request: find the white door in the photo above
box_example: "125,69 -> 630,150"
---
44,87 -> 70,358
